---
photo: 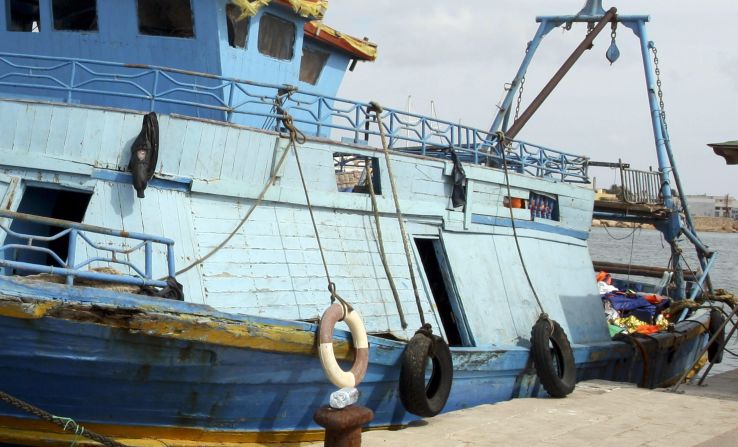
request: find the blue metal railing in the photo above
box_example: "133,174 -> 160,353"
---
0,209 -> 175,288
0,52 -> 589,183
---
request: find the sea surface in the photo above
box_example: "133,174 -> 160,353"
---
588,227 -> 738,293
589,227 -> 738,374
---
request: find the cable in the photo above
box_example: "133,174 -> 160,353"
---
496,132 -> 545,315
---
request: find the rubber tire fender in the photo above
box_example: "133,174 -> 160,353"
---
399,331 -> 453,417
530,318 -> 576,398
708,308 -> 725,364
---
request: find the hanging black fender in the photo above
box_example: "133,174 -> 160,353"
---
530,316 -> 576,397
129,112 -> 159,198
399,324 -> 453,417
708,308 -> 725,364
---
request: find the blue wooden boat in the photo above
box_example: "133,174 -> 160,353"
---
0,0 -> 724,445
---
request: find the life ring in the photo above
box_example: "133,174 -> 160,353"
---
318,303 -> 369,388
530,317 -> 576,397
399,326 -> 453,417
708,308 -> 725,364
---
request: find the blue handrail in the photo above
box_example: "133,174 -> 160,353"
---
0,209 -> 176,288
0,52 -> 589,183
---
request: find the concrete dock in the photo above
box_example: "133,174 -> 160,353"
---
353,362 -> 738,446
358,375 -> 738,446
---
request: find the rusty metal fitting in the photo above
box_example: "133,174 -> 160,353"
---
313,404 -> 374,447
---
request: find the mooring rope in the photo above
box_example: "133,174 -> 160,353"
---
364,156 -> 408,329
282,109 -> 353,313
0,390 -> 126,447
369,101 -> 425,325
495,131 -> 546,317
173,133 -> 293,276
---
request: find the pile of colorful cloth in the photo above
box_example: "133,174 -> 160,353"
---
597,271 -> 671,336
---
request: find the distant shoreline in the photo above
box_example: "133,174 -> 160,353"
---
592,216 -> 738,233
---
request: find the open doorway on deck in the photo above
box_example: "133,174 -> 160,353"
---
414,237 -> 473,347
5,185 -> 92,274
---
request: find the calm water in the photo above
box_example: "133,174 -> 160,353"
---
589,227 -> 738,373
589,227 -> 738,293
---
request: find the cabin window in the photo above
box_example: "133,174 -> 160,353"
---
52,0 -> 97,31
226,3 -> 248,48
334,153 -> 380,195
414,238 -> 473,347
258,13 -> 295,60
137,0 -> 194,38
299,45 -> 329,85
4,186 -> 92,274
529,191 -> 559,221
6,0 -> 40,32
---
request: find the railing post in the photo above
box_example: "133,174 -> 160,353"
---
316,98 -> 323,137
66,229 -> 77,285
145,241 -> 153,279
151,69 -> 160,112
226,80 -> 235,123
167,244 -> 176,278
388,113 -> 395,149
67,61 -> 77,104
420,119 -> 427,156
354,107 -> 361,144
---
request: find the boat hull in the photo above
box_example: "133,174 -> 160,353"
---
0,278 -> 708,445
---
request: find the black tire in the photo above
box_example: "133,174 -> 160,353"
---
708,309 -> 725,364
530,318 -> 576,398
399,331 -> 453,417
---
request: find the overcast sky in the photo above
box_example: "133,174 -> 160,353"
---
326,1 -> 738,198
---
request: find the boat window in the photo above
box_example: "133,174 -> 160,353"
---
529,192 -> 559,221
4,186 -> 92,274
299,45 -> 329,85
334,153 -> 380,195
258,13 -> 295,60
52,0 -> 97,31
6,0 -> 41,32
414,237 -> 473,347
137,0 -> 194,38
226,3 -> 248,48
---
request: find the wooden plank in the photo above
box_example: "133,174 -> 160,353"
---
62,108 -> 88,159
192,122 -> 217,180
46,106 -> 71,157
0,102 -> 21,151
28,105 -> 52,154
11,104 -> 33,154
98,110 -> 125,170
176,120 -> 204,177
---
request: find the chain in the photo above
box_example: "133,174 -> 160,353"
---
514,77 -> 525,122
513,46 -> 529,122
650,45 -> 668,130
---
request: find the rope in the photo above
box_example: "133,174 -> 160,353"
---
369,101 -> 425,325
626,222 -> 637,284
602,224 -> 640,241
0,390 -> 126,447
173,134 -> 292,276
283,107 -> 352,313
495,131 -> 546,315
364,156 -> 408,329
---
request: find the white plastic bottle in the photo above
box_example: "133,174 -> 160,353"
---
329,387 -> 360,409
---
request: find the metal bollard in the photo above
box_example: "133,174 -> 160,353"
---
313,404 -> 374,447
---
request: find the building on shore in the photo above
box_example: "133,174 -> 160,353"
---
685,194 -> 738,219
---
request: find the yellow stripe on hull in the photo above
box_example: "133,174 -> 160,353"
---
0,416 -> 325,446
0,295 -> 355,360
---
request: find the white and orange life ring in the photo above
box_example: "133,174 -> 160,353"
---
318,303 -> 369,388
